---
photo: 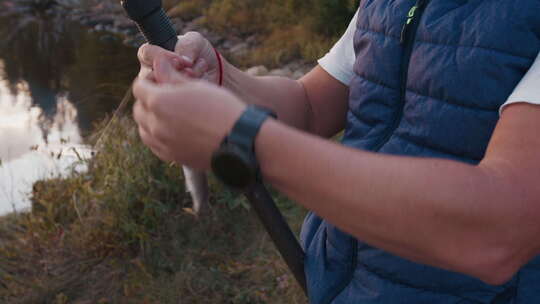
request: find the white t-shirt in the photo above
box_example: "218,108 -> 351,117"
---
319,10 -> 540,114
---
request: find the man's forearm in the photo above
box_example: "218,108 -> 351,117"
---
255,119 -> 539,285
223,61 -> 313,132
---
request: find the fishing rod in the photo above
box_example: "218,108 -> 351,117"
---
121,0 -> 307,295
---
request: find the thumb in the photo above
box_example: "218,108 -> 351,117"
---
175,32 -> 207,64
153,57 -> 187,85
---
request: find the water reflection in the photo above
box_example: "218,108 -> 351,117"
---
0,76 -> 91,214
0,6 -> 139,214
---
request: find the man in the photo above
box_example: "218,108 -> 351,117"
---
133,1 -> 540,303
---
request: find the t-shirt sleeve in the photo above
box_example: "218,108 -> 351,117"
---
501,52 -> 540,114
317,10 -> 359,86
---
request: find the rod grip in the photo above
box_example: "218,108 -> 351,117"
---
121,0 -> 178,51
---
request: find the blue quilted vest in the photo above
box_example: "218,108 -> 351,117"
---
301,0 -> 540,303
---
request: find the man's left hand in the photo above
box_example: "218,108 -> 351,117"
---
132,56 -> 246,170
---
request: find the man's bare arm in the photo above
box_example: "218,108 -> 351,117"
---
254,102 -> 540,285
137,38 -> 349,138
224,64 -> 349,138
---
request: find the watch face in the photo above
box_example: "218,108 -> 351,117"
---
211,149 -> 256,190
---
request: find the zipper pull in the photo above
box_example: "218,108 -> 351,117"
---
400,0 -> 427,44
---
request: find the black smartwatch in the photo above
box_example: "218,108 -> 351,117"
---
211,105 -> 277,191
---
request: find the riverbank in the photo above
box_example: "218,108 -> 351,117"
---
0,117 -> 307,303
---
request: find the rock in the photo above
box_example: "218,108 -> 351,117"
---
99,34 -> 119,43
292,71 -> 305,80
172,19 -> 185,32
206,32 -> 225,47
56,0 -> 81,7
284,62 -> 298,71
183,17 -> 205,32
122,28 -> 138,36
268,68 -> 293,78
245,66 -> 269,77
245,35 -> 257,46
123,35 -> 145,48
229,42 -> 249,57
84,18 -> 100,27
114,19 -> 134,31
114,19 -> 138,36
222,36 -> 243,49
105,25 -> 116,32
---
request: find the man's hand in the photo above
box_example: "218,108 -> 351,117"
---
133,58 -> 246,169
137,31 -> 220,84
138,32 -> 351,138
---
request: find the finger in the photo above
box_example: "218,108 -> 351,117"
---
151,146 -> 174,162
139,124 -> 162,154
192,58 -> 209,75
138,44 -> 163,66
133,77 -> 160,110
184,58 -> 209,79
133,101 -> 157,144
139,125 -> 175,162
138,124 -> 152,145
133,100 -> 147,124
153,56 -> 191,85
138,124 -> 162,152
175,32 -> 205,64
133,91 -> 161,135
138,66 -> 155,81
138,43 -> 191,69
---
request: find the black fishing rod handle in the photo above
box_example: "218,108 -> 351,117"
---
121,0 -> 178,52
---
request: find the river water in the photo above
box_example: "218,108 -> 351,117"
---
0,7 -> 139,215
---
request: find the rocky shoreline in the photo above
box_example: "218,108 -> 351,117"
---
1,0 -> 313,79
82,2 -> 315,79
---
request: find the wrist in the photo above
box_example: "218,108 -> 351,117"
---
211,105 -> 277,190
254,118 -> 282,182
221,58 -> 240,91
223,62 -> 273,108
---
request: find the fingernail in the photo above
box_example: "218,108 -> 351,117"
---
154,59 -> 170,82
181,56 -> 193,64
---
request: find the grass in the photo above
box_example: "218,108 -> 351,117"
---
0,117 -> 307,303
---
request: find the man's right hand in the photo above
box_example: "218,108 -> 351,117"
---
137,31 -> 221,85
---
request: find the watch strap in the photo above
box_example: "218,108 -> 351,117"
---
227,105 -> 277,152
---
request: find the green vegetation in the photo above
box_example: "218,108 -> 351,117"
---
0,117 -> 307,303
0,1 -> 359,302
168,0 -> 359,67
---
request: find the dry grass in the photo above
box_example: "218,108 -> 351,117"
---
0,117 -> 307,303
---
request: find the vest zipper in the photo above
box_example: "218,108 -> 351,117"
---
373,0 -> 430,151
